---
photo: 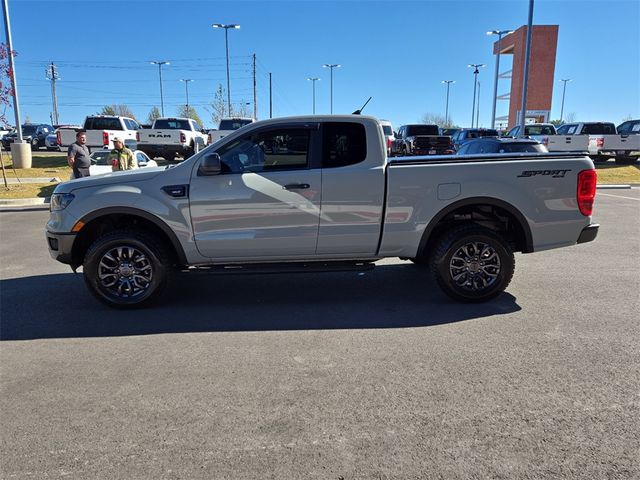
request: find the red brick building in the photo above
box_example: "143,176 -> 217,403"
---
493,25 -> 559,128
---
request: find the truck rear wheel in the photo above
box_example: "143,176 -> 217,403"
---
83,230 -> 171,309
430,224 -> 515,302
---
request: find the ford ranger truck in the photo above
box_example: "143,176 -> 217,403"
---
137,117 -> 208,161
46,115 -> 598,308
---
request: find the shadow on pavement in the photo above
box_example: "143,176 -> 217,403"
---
1,264 -> 521,341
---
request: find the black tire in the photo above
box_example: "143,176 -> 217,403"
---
30,138 -> 39,151
430,224 -> 515,303
83,230 -> 171,309
589,155 -> 609,163
615,156 -> 636,165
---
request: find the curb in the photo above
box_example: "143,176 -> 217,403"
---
0,197 -> 50,207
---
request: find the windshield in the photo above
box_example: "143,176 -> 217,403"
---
22,125 -> 37,136
219,119 -> 253,130
406,125 -> 439,136
90,150 -> 111,165
525,125 -> 556,135
153,119 -> 191,130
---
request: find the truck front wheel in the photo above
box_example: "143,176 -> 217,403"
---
430,224 -> 515,302
83,230 -> 171,308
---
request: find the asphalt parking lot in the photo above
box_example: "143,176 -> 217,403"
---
1,189 -> 639,479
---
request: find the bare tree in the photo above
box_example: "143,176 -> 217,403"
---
0,43 -> 16,129
99,104 -> 137,120
565,112 -> 576,123
421,112 -> 455,128
205,84 -> 227,127
235,101 -> 252,119
147,106 -> 161,124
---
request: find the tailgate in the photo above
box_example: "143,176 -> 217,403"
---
139,130 -> 182,144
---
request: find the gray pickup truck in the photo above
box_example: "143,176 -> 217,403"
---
46,115 -> 599,308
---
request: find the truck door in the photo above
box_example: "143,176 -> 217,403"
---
316,121 -> 385,255
189,124 -> 322,259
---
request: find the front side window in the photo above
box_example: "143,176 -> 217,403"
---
507,127 -> 518,137
322,122 -> 367,168
217,128 -> 310,174
381,125 -> 392,136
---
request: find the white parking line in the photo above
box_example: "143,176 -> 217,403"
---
597,193 -> 640,201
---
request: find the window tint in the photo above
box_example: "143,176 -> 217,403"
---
91,151 -> 111,165
582,123 -> 616,135
524,125 -> 555,135
136,153 -> 147,163
498,143 -> 547,153
219,119 -> 253,130
22,125 -> 37,135
507,127 -> 518,136
556,124 -> 571,135
381,125 -> 392,135
88,117 -> 123,130
217,128 -> 310,174
153,119 -> 191,130
406,125 -> 439,136
322,122 -> 367,168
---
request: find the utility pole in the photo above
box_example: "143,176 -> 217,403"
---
150,61 -> 169,116
559,78 -> 571,122
252,54 -> 257,120
269,73 -> 272,119
519,0 -> 535,136
476,81 -> 481,128
46,62 -> 60,125
468,64 -> 485,128
179,79 -> 194,115
442,80 -> 455,126
307,77 -> 320,114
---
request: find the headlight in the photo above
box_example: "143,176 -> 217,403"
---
50,193 -> 75,211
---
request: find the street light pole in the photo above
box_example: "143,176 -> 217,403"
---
180,79 -> 194,113
2,0 -> 23,142
518,0 -> 535,136
476,81 -> 481,127
559,78 -> 571,123
150,61 -> 169,116
468,64 -> 485,128
307,77 -> 320,114
212,23 -> 240,117
487,29 -> 514,129
322,64 -> 341,114
442,80 -> 455,126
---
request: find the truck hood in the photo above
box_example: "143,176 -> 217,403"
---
54,167 -> 167,194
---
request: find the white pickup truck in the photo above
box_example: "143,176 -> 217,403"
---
46,115 -> 598,308
587,119 -> 640,164
505,123 -> 557,147
58,115 -> 140,150
547,122 -> 616,155
137,117 -> 208,161
208,117 -> 254,144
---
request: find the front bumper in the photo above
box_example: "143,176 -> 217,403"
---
577,223 -> 599,244
46,231 -> 77,264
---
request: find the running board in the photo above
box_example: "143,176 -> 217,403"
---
181,260 -> 376,275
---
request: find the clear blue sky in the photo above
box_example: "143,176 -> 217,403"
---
4,0 -> 640,129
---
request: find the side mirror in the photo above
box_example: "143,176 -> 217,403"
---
199,152 -> 222,176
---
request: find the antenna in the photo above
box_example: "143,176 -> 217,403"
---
352,96 -> 372,115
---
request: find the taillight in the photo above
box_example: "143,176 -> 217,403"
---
208,133 -> 212,144
577,169 -> 597,216
136,132 -> 140,142
387,138 -> 391,148
103,131 -> 109,146
57,131 -> 61,145
180,132 -> 186,143
596,137 -> 604,148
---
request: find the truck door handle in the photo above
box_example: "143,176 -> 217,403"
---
283,183 -> 310,190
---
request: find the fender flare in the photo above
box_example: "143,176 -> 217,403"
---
77,206 -> 188,264
418,196 -> 534,254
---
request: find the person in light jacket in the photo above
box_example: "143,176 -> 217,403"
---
108,137 -> 137,171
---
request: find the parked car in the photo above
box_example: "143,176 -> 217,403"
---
456,137 -> 548,155
58,115 -> 141,150
547,122 -> 616,155
137,117 -> 208,161
46,115 -> 598,308
441,128 -> 460,137
587,119 -> 640,164
379,119 -> 395,156
451,128 -> 499,151
391,124 -> 454,156
70,149 -> 157,177
208,117 -> 254,144
1,123 -> 54,151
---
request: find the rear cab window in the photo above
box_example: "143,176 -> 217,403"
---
322,122 -> 367,168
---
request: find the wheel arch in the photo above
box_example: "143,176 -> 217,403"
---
417,196 -> 534,258
71,207 -> 188,268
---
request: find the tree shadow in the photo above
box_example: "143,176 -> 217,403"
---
0,264 -> 521,341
